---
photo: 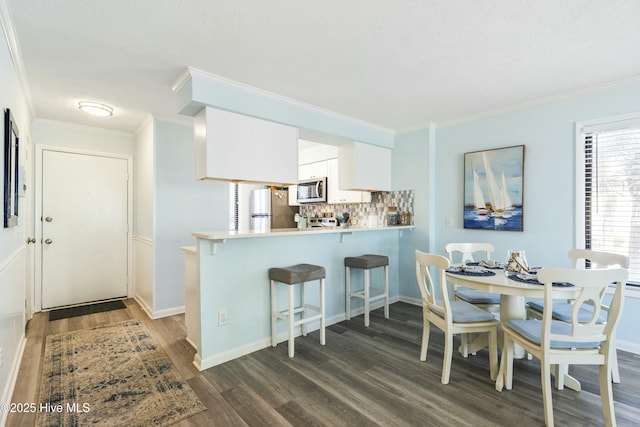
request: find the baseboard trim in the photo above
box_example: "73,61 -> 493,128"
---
398,295 -> 421,306
2,333 -> 26,427
617,340 -> 640,355
195,297 -> 401,371
132,295 -> 184,320
153,305 -> 185,319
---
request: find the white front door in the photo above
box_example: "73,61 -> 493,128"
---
41,150 -> 129,309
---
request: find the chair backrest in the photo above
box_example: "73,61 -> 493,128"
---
567,249 -> 630,269
415,250 -> 451,319
536,267 -> 628,348
444,242 -> 494,265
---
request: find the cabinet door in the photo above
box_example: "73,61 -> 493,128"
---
327,159 -> 371,204
299,160 -> 328,180
288,185 -> 300,206
195,107 -> 298,184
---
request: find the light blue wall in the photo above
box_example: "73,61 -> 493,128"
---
197,229 -> 403,367
154,119 -> 229,311
433,82 -> 640,269
393,127 -> 432,300
399,81 -> 640,350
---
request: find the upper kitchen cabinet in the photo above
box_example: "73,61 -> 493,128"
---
298,160 -> 328,180
339,142 -> 391,191
194,106 -> 298,184
326,159 -> 371,204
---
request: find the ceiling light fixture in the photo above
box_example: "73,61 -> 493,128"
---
78,101 -> 113,117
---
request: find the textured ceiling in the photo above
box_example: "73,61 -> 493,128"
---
6,0 -> 640,134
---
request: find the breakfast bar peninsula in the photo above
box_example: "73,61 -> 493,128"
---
185,225 -> 413,370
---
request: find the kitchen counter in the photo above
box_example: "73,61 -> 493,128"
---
188,224 -> 413,371
193,225 -> 413,240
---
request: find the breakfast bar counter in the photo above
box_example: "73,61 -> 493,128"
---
188,225 -> 413,370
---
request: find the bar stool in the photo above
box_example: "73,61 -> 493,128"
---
269,263 -> 326,358
345,254 -> 389,327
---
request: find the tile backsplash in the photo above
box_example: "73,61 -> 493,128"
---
299,190 -> 414,226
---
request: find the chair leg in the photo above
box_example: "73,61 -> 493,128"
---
345,266 -> 351,320
488,328 -> 498,381
319,278 -> 326,346
505,336 -> 514,390
442,332 -> 454,384
541,360 -> 555,427
600,362 -> 616,427
301,281 -> 307,336
288,285 -> 295,358
364,269 -> 371,327
611,354 -> 621,384
271,280 -> 277,347
461,333 -> 470,358
555,364 -> 567,390
420,318 -> 431,361
383,265 -> 389,319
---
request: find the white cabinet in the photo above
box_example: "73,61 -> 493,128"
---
288,185 -> 299,206
339,141 -> 391,191
327,158 -> 371,204
298,160 -> 328,180
194,106 -> 298,184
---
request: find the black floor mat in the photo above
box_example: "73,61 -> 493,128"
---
48,300 -> 127,321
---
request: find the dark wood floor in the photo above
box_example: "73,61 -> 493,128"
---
7,299 -> 640,426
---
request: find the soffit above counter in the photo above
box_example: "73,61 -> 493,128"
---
173,66 -> 395,149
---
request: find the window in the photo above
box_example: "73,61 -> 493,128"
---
229,182 -> 239,231
577,114 -> 640,285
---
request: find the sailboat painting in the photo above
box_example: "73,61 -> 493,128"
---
464,145 -> 524,231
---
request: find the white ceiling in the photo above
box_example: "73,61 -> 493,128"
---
6,0 -> 640,135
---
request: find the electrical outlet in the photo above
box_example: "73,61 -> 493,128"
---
218,310 -> 229,326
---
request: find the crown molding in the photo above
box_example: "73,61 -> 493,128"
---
0,0 -> 34,117
431,74 -> 640,130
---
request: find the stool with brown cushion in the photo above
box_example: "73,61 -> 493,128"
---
345,254 -> 389,327
269,263 -> 326,358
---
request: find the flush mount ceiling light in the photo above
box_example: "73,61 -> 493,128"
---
78,101 -> 113,117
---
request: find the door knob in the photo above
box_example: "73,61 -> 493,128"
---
45,216 -> 53,222
44,239 -> 53,245
26,237 -> 36,244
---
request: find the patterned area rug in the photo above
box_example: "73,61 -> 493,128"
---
36,320 -> 206,427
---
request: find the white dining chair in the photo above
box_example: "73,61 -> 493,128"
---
444,243 -> 501,357
526,249 -> 629,386
498,267 -> 628,427
415,250 -> 498,384
444,243 -> 501,311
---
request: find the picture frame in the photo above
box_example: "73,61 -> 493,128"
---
463,145 -> 525,231
4,108 -> 19,228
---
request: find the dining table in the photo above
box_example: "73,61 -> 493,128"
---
445,266 -> 581,391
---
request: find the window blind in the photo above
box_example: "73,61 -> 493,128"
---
584,126 -> 640,283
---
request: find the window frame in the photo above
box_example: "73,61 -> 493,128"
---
575,112 -> 640,289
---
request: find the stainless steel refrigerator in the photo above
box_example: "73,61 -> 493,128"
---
250,189 -> 299,231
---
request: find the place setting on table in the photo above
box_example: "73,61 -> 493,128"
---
445,249 -> 574,288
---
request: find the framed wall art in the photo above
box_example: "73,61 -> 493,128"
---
463,145 -> 525,231
4,108 -> 19,228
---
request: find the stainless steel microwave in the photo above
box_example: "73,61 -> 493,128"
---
297,177 -> 327,203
